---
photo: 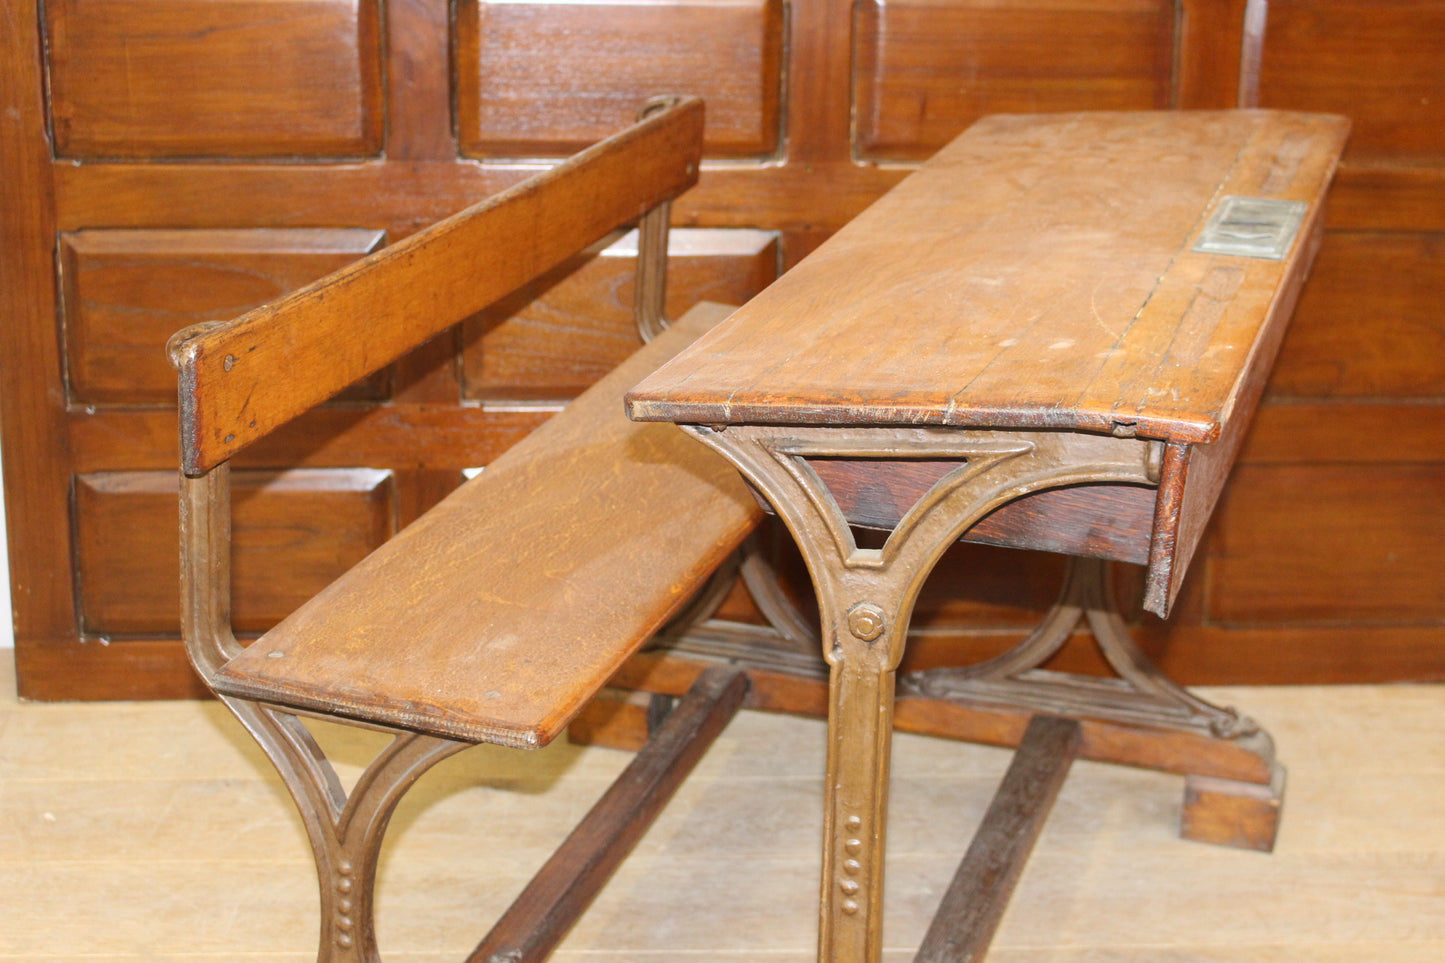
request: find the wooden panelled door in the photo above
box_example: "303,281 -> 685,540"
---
1,0 -> 1441,699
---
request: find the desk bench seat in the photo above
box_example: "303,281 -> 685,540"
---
171,99 -> 770,963
213,303 -> 760,747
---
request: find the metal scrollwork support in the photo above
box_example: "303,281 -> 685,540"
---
683,422 -> 1160,963
900,555 -> 1259,740
180,469 -> 470,962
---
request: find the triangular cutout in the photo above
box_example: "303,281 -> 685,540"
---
785,447 -> 1029,570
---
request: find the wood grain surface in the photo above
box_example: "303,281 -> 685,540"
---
213,305 -> 763,746
628,110 -> 1348,446
5,0 -> 1439,698
1260,0 -> 1445,165
61,229 -> 385,405
853,0 -> 1175,161
76,469 -> 393,635
174,97 -> 704,474
912,714 -> 1082,962
456,0 -> 783,159
464,228 -> 779,403
45,0 -> 384,159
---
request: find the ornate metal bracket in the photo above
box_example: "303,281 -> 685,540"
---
900,555 -> 1260,740
676,422 -> 1161,963
180,469 -> 469,963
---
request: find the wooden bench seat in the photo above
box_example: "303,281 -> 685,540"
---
170,98 -> 769,963
212,302 -> 761,747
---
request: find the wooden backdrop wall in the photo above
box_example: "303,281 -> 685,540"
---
1,0 -> 1441,699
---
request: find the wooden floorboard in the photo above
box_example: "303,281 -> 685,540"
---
1,657 -> 1441,960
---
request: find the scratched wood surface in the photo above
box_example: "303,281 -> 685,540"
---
174,97 -> 703,475
213,304 -> 762,747
627,110 -> 1348,447
6,0 -> 1437,700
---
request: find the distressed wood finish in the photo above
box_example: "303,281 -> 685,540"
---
628,111 -> 1344,444
171,111 -> 769,961
212,305 -> 762,745
628,111 -> 1346,963
174,98 -> 703,475
631,109 -> 1348,617
4,0 -> 1440,700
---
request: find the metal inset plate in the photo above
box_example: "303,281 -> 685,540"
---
1192,196 -> 1308,260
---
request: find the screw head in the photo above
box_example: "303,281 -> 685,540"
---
847,603 -> 886,642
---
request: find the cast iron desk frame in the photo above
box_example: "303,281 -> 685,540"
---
628,110 -> 1349,962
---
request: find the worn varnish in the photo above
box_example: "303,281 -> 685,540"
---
625,113 -> 1346,963
629,111 -> 1346,444
175,99 -> 704,475
213,305 -> 762,746
5,0 -> 1442,698
631,110 -> 1348,617
166,105 -> 783,962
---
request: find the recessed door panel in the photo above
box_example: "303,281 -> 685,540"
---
853,0 -> 1176,161
1269,232 -> 1445,399
1208,464 -> 1445,624
76,470 -> 395,636
464,229 -> 779,402
1259,0 -> 1445,165
455,0 -> 784,159
61,229 -> 386,405
45,0 -> 385,159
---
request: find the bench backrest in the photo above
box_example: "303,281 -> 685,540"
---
173,98 -> 705,681
170,97 -> 704,476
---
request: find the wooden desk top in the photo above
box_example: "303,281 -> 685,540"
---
628,111 -> 1348,446
629,111 -> 1348,617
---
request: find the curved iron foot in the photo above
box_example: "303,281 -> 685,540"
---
901,556 -> 1259,740
225,697 -> 469,962
901,554 -> 1282,852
